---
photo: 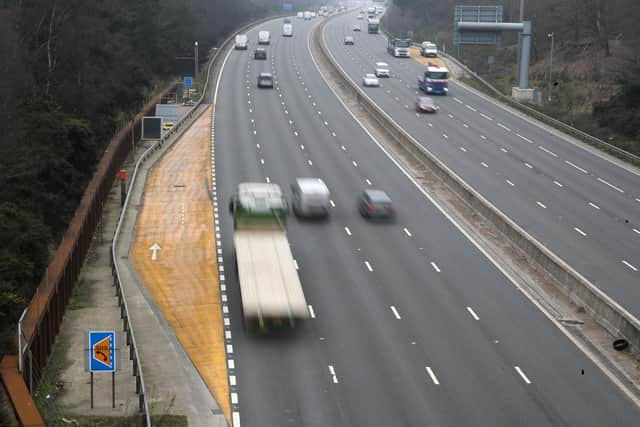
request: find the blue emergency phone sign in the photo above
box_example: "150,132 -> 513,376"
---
89,331 -> 116,373
184,76 -> 193,88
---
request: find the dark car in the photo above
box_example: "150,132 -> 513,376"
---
257,72 -> 274,88
416,96 -> 439,113
358,189 -> 395,219
254,48 -> 267,60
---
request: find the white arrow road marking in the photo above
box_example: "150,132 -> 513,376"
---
150,243 -> 161,261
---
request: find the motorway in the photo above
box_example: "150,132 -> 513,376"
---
212,12 -> 640,427
325,10 -> 640,321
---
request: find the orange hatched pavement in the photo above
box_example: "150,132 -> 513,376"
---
410,46 -> 447,68
130,106 -> 230,422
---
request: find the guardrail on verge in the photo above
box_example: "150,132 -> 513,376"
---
315,16 -> 640,356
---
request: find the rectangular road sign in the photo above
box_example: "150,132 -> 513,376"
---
142,116 -> 162,140
88,331 -> 117,372
184,76 -> 193,88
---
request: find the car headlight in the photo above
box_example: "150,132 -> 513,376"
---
444,88 -> 449,92
427,87 -> 432,92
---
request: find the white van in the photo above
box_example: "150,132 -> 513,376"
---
291,178 -> 331,218
258,30 -> 270,45
421,41 -> 438,57
297,11 -> 304,19
283,23 -> 293,37
235,34 -> 248,50
303,11 -> 311,20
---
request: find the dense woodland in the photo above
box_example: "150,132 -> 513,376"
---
0,0 -> 323,355
384,0 -> 640,152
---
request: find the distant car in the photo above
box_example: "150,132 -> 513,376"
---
344,36 -> 355,45
374,62 -> 390,77
284,17 -> 292,23
162,121 -> 174,131
353,24 -> 361,31
357,14 -> 364,20
362,73 -> 380,87
415,96 -> 439,113
257,72 -> 274,88
254,48 -> 267,60
358,189 -> 395,219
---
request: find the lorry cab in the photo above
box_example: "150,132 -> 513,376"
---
291,178 -> 330,218
418,64 -> 449,95
235,34 -> 248,50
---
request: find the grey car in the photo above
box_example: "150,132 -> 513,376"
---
358,189 -> 395,219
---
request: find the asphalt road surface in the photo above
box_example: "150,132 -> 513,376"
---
324,10 -> 640,321
212,14 -> 640,427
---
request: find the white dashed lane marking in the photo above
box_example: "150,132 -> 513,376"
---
425,367 -> 440,385
515,366 -> 532,384
390,306 -> 402,319
622,260 -> 638,272
565,160 -> 588,174
597,177 -> 624,193
466,306 -> 480,320
574,227 -> 587,237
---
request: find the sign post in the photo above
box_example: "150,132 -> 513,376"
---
85,331 -> 120,409
184,76 -> 193,103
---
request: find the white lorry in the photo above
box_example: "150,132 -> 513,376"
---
230,183 -> 309,331
283,23 -> 293,37
234,34 -> 248,50
258,30 -> 270,45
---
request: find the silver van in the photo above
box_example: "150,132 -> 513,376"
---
291,178 -> 330,218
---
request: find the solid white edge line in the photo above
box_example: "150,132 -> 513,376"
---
425,367 -> 440,385
310,18 -> 640,406
514,366 -> 532,384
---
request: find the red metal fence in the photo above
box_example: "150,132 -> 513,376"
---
16,83 -> 177,392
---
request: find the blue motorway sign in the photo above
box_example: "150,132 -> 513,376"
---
89,331 -> 116,372
283,2 -> 293,12
184,76 -> 193,88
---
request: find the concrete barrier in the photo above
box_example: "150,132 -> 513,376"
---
313,16 -> 640,355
